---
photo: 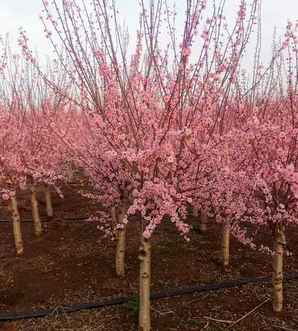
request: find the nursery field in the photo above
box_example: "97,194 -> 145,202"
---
0,186 -> 298,331
1,0 -> 298,330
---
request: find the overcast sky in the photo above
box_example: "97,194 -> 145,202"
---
0,0 -> 297,62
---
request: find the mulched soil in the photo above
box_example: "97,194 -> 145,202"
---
0,183 -> 297,331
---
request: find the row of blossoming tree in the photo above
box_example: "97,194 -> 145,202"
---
0,0 -> 298,330
0,40 -> 74,253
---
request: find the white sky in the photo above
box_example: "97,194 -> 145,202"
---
0,0 -> 297,63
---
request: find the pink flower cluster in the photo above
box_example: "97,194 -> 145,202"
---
2,0 -> 297,254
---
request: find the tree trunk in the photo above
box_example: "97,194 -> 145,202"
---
193,208 -> 199,218
116,226 -> 126,277
9,197 -> 24,255
31,187 -> 43,236
272,224 -> 286,313
222,221 -> 230,268
139,236 -> 151,331
199,210 -> 208,233
111,206 -> 117,223
116,206 -> 127,276
44,186 -> 53,217
66,165 -> 74,182
193,208 -> 207,232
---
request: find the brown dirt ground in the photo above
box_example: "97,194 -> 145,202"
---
0,184 -> 297,331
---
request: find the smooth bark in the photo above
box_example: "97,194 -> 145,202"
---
31,187 -> 43,236
115,207 -> 127,277
44,186 -> 53,217
139,236 -> 151,331
272,224 -> 286,313
199,210 -> 208,233
222,221 -> 230,268
10,197 -> 24,255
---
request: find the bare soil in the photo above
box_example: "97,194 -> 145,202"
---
0,184 -> 297,331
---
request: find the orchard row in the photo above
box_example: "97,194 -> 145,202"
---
0,1 -> 298,330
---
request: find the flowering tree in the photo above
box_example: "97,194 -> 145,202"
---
13,0 -> 297,320
248,21 -> 297,312
0,109 -> 27,255
200,18 -> 297,312
0,45 -> 71,252
33,0 -> 261,329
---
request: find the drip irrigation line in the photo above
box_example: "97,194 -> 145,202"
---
0,272 -> 297,322
0,216 -> 89,223
60,216 -> 90,221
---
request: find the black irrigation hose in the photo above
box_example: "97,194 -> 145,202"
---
0,217 -> 89,223
1,272 -> 298,322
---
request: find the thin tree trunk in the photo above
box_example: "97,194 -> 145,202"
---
139,236 -> 151,331
112,206 -> 127,277
199,210 -> 208,233
66,166 -> 74,182
111,206 -> 117,223
193,208 -> 199,218
115,207 -> 127,277
44,186 -> 53,217
222,221 -> 230,268
9,196 -> 24,255
193,208 -> 207,232
31,187 -> 43,236
116,227 -> 126,276
272,224 -> 285,313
